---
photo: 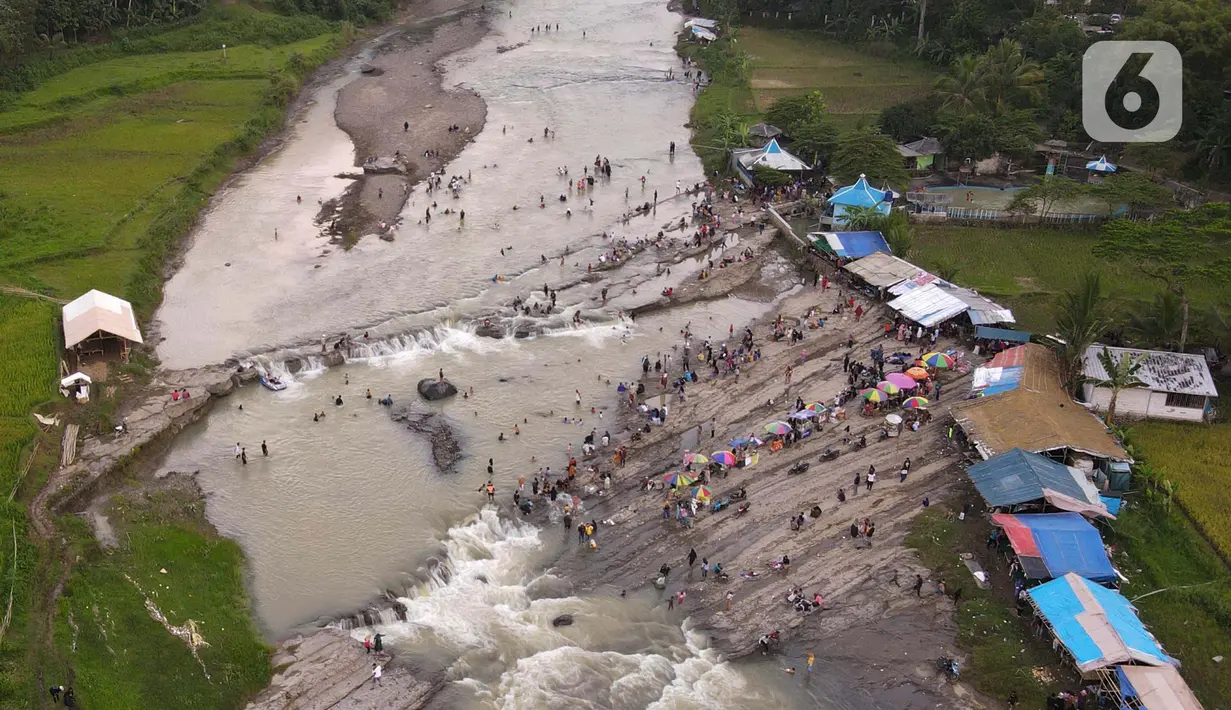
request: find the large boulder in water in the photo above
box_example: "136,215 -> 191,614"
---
418,378 -> 458,401
552,614 -> 574,627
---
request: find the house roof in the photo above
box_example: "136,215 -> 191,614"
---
809,231 -> 889,260
949,288 -> 1014,325
747,122 -> 782,138
732,138 -> 811,172
1115,666 -> 1205,710
1082,345 -> 1217,397
886,282 -> 969,327
991,512 -> 1116,581
62,289 -> 144,349
976,326 -> 1031,343
951,344 -> 1129,461
829,175 -> 890,207
902,136 -> 944,156
841,251 -> 923,287
1028,573 -> 1175,673
968,448 -> 1101,507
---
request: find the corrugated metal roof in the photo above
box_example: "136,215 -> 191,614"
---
968,308 -> 1017,325
886,283 -> 968,327
1082,345 -> 1217,397
841,252 -> 923,287
887,271 -> 942,296
62,289 -> 144,349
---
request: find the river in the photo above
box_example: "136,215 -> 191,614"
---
152,0 -> 847,706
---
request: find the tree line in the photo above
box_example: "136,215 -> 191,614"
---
728,0 -> 1231,184
0,0 -> 393,70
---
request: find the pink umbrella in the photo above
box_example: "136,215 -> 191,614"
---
884,372 -> 918,390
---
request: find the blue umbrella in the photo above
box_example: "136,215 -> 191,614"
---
728,436 -> 763,448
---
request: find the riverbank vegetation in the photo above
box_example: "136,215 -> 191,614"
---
0,2 -> 355,705
55,483 -> 271,709
906,505 -> 1065,708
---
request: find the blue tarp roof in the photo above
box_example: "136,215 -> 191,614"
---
1028,573 -> 1174,672
1100,496 -> 1123,516
968,448 -> 1094,507
992,513 -> 1116,582
829,175 -> 890,207
976,326 -> 1031,343
810,231 -> 889,259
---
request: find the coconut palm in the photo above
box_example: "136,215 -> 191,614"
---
1095,346 -> 1146,425
1053,272 -> 1108,392
977,39 -> 1043,114
934,54 -> 983,116
1128,291 -> 1184,351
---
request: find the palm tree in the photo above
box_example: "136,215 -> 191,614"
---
977,39 -> 1043,114
934,54 -> 983,116
1128,292 -> 1184,351
840,205 -> 883,230
1053,271 -> 1108,392
1095,346 -> 1145,426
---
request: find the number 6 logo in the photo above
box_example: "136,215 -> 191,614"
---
1082,41 -> 1182,143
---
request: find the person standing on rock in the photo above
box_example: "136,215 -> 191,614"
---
866,470 -> 876,491
724,590 -> 734,611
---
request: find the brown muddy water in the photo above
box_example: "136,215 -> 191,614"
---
152,0 -> 859,706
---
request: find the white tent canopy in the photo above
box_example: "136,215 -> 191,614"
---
62,289 -> 144,350
732,138 -> 811,172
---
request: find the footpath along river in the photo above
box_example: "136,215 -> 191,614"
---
149,0 -> 863,707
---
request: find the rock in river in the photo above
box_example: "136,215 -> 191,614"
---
417,378 -> 458,401
551,614 -> 574,627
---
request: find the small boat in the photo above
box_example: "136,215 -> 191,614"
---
260,376 -> 287,392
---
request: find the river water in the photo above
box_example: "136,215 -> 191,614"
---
153,0 -> 845,706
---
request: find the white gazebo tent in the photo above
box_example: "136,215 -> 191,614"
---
731,138 -> 811,183
62,289 -> 144,365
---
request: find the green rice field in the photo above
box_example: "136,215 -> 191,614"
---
740,28 -> 935,129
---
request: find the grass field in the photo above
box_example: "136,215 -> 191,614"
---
906,505 -> 1066,707
908,225 -> 1231,333
739,28 -> 935,130
1107,496 -> 1231,707
55,486 -> 271,710
1128,422 -> 1231,564
0,6 -> 343,705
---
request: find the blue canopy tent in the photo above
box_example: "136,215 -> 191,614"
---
967,448 -> 1101,508
991,512 -> 1116,582
1027,573 -> 1176,674
828,174 -> 892,225
808,231 -> 889,261
1086,155 -> 1118,173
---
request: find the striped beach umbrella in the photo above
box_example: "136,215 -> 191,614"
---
711,451 -> 737,467
877,380 -> 901,395
905,367 -> 930,380
683,451 -> 708,465
691,485 -> 713,502
805,402 -> 828,413
861,387 -> 890,402
764,421 -> 793,435
922,352 -> 955,369
663,472 -> 697,488
902,396 -> 929,409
